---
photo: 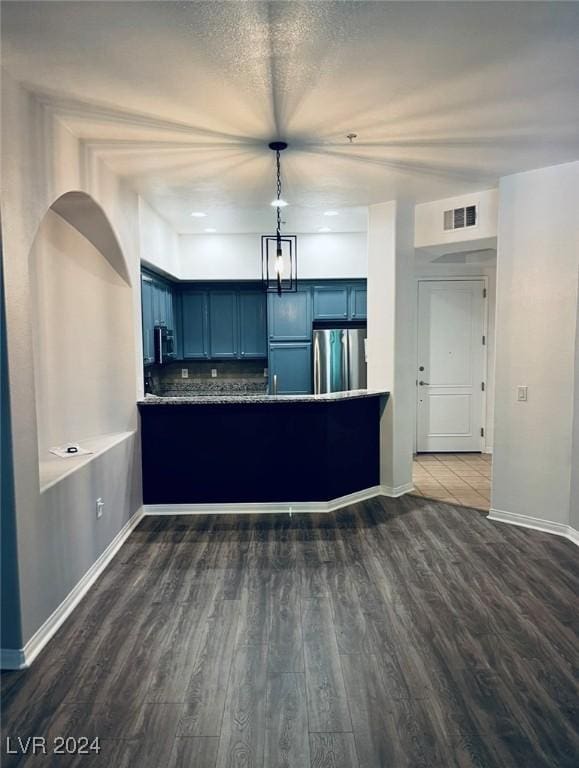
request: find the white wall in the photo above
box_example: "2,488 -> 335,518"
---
415,188 -> 498,249
1,70 -> 143,653
367,206 -> 395,389
492,161 -> 579,528
179,232 -> 367,281
367,201 -> 415,493
139,197 -> 181,278
570,281 -> 579,531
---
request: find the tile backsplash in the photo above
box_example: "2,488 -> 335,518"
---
145,360 -> 268,396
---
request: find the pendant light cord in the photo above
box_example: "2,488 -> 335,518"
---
276,150 -> 282,294
276,150 -> 282,240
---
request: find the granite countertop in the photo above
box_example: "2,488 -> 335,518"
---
138,389 -> 389,406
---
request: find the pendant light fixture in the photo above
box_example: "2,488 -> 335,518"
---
261,141 -> 297,295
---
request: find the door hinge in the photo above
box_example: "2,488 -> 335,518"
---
481,381 -> 485,391
480,427 -> 485,437
483,288 -> 487,298
482,335 -> 486,345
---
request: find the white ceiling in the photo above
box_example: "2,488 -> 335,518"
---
3,1 -> 579,234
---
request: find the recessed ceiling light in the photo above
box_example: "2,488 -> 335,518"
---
318,227 -> 332,233
204,228 -> 217,233
324,210 -> 339,217
271,199 -> 289,208
191,211 -> 207,217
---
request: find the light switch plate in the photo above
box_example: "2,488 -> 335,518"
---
517,385 -> 528,402
181,368 -> 189,379
211,369 -> 218,378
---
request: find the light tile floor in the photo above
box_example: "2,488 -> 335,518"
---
411,452 -> 492,511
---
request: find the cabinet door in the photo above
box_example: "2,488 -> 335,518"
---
239,291 -> 267,358
268,289 -> 311,341
209,291 -> 238,358
141,276 -> 155,364
349,284 -> 367,320
152,281 -> 164,326
163,285 -> 174,330
182,291 -> 209,358
269,343 -> 312,394
313,285 -> 349,320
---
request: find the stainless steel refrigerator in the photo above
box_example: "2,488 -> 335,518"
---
313,328 -> 367,394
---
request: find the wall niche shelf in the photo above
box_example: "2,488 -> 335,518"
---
39,430 -> 136,493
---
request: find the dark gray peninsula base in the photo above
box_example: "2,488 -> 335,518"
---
138,390 -> 388,506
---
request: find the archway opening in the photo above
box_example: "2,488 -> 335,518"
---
29,192 -> 136,488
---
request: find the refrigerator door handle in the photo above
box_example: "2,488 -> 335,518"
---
341,330 -> 349,391
313,335 -> 320,395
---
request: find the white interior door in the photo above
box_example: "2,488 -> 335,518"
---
417,280 -> 485,452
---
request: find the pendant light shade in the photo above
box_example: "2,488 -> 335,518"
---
261,233 -> 297,294
261,141 -> 297,294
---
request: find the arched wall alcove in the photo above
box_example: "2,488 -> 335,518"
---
29,191 -> 137,485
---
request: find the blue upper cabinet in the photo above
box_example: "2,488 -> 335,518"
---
269,343 -> 312,394
268,289 -> 312,341
313,285 -> 349,320
313,282 -> 367,321
148,277 -> 177,329
238,291 -> 267,358
141,275 -> 155,365
208,291 -> 238,358
164,285 -> 175,330
349,284 -> 367,320
143,275 -> 364,368
141,270 -> 179,365
179,286 -> 267,361
151,280 -> 162,326
182,291 -> 209,358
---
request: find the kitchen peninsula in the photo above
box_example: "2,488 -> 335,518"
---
138,390 -> 388,509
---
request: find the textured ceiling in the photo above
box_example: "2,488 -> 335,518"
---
3,1 -> 579,233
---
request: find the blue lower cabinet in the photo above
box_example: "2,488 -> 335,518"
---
182,291 -> 209,358
313,285 -> 349,320
269,343 -> 312,394
209,291 -> 238,358
239,291 -> 267,358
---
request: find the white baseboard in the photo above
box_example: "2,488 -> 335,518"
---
143,484 -> 406,517
482,446 -> 493,455
381,482 -> 415,498
1,506 -> 144,671
488,508 -> 579,546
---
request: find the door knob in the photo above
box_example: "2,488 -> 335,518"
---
419,380 -> 430,386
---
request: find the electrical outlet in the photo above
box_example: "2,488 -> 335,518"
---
181,368 -> 189,379
96,498 -> 104,519
517,385 -> 528,402
211,368 -> 218,378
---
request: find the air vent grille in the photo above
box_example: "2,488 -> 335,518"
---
443,204 -> 478,231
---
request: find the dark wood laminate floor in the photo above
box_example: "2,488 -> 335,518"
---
2,496 -> 578,767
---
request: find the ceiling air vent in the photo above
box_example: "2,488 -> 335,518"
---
444,204 -> 477,231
